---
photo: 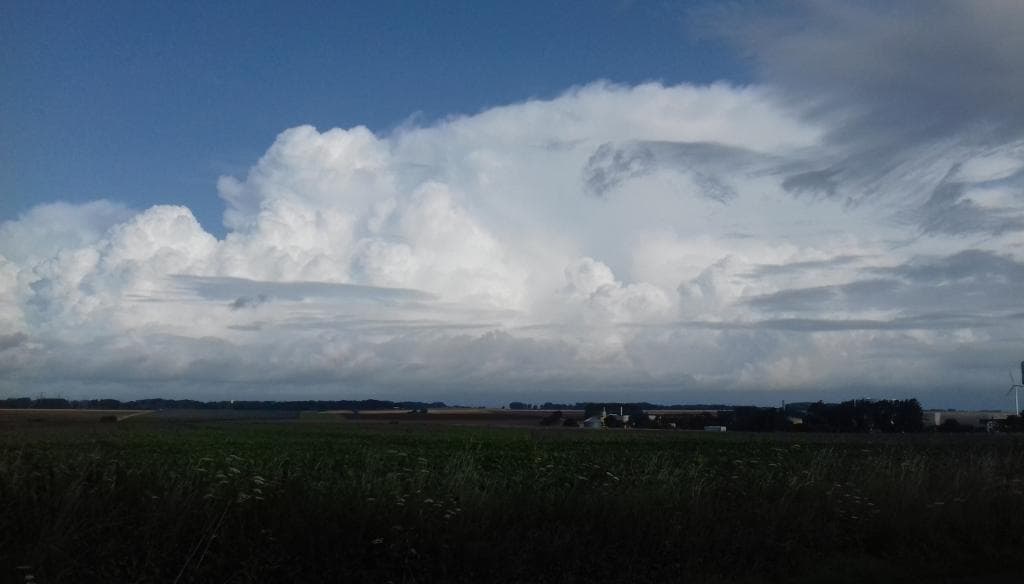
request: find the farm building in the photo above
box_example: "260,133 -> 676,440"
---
923,410 -> 1007,431
578,403 -> 650,428
583,403 -> 645,419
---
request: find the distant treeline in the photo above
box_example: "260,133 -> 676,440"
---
0,397 -> 449,411
669,399 -> 1023,433
544,399 -> 939,433
726,399 -> 925,433
509,401 -> 735,411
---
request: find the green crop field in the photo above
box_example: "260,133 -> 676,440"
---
2,419 -> 1023,583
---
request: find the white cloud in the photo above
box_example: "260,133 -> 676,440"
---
0,200 -> 132,264
1,71 -> 1022,406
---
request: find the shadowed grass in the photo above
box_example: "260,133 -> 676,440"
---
1,422 -> 1022,582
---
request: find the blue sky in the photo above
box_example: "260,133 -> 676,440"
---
3,0 -> 744,236
3,1 -> 1024,407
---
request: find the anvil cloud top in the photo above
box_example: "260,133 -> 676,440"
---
2,1 -> 1023,407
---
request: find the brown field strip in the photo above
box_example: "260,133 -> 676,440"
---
0,409 -> 153,422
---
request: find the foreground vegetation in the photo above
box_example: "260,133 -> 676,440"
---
2,420 -> 1023,583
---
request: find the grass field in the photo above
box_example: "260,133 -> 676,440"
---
2,417 -> 1022,583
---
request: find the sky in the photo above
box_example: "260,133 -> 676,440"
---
2,1 -> 1023,408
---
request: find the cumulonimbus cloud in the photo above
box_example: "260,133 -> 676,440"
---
2,4 -> 1024,406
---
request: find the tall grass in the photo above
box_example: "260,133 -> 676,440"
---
2,423 -> 1022,583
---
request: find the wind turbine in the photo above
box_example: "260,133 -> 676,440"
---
1008,361 -> 1024,416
